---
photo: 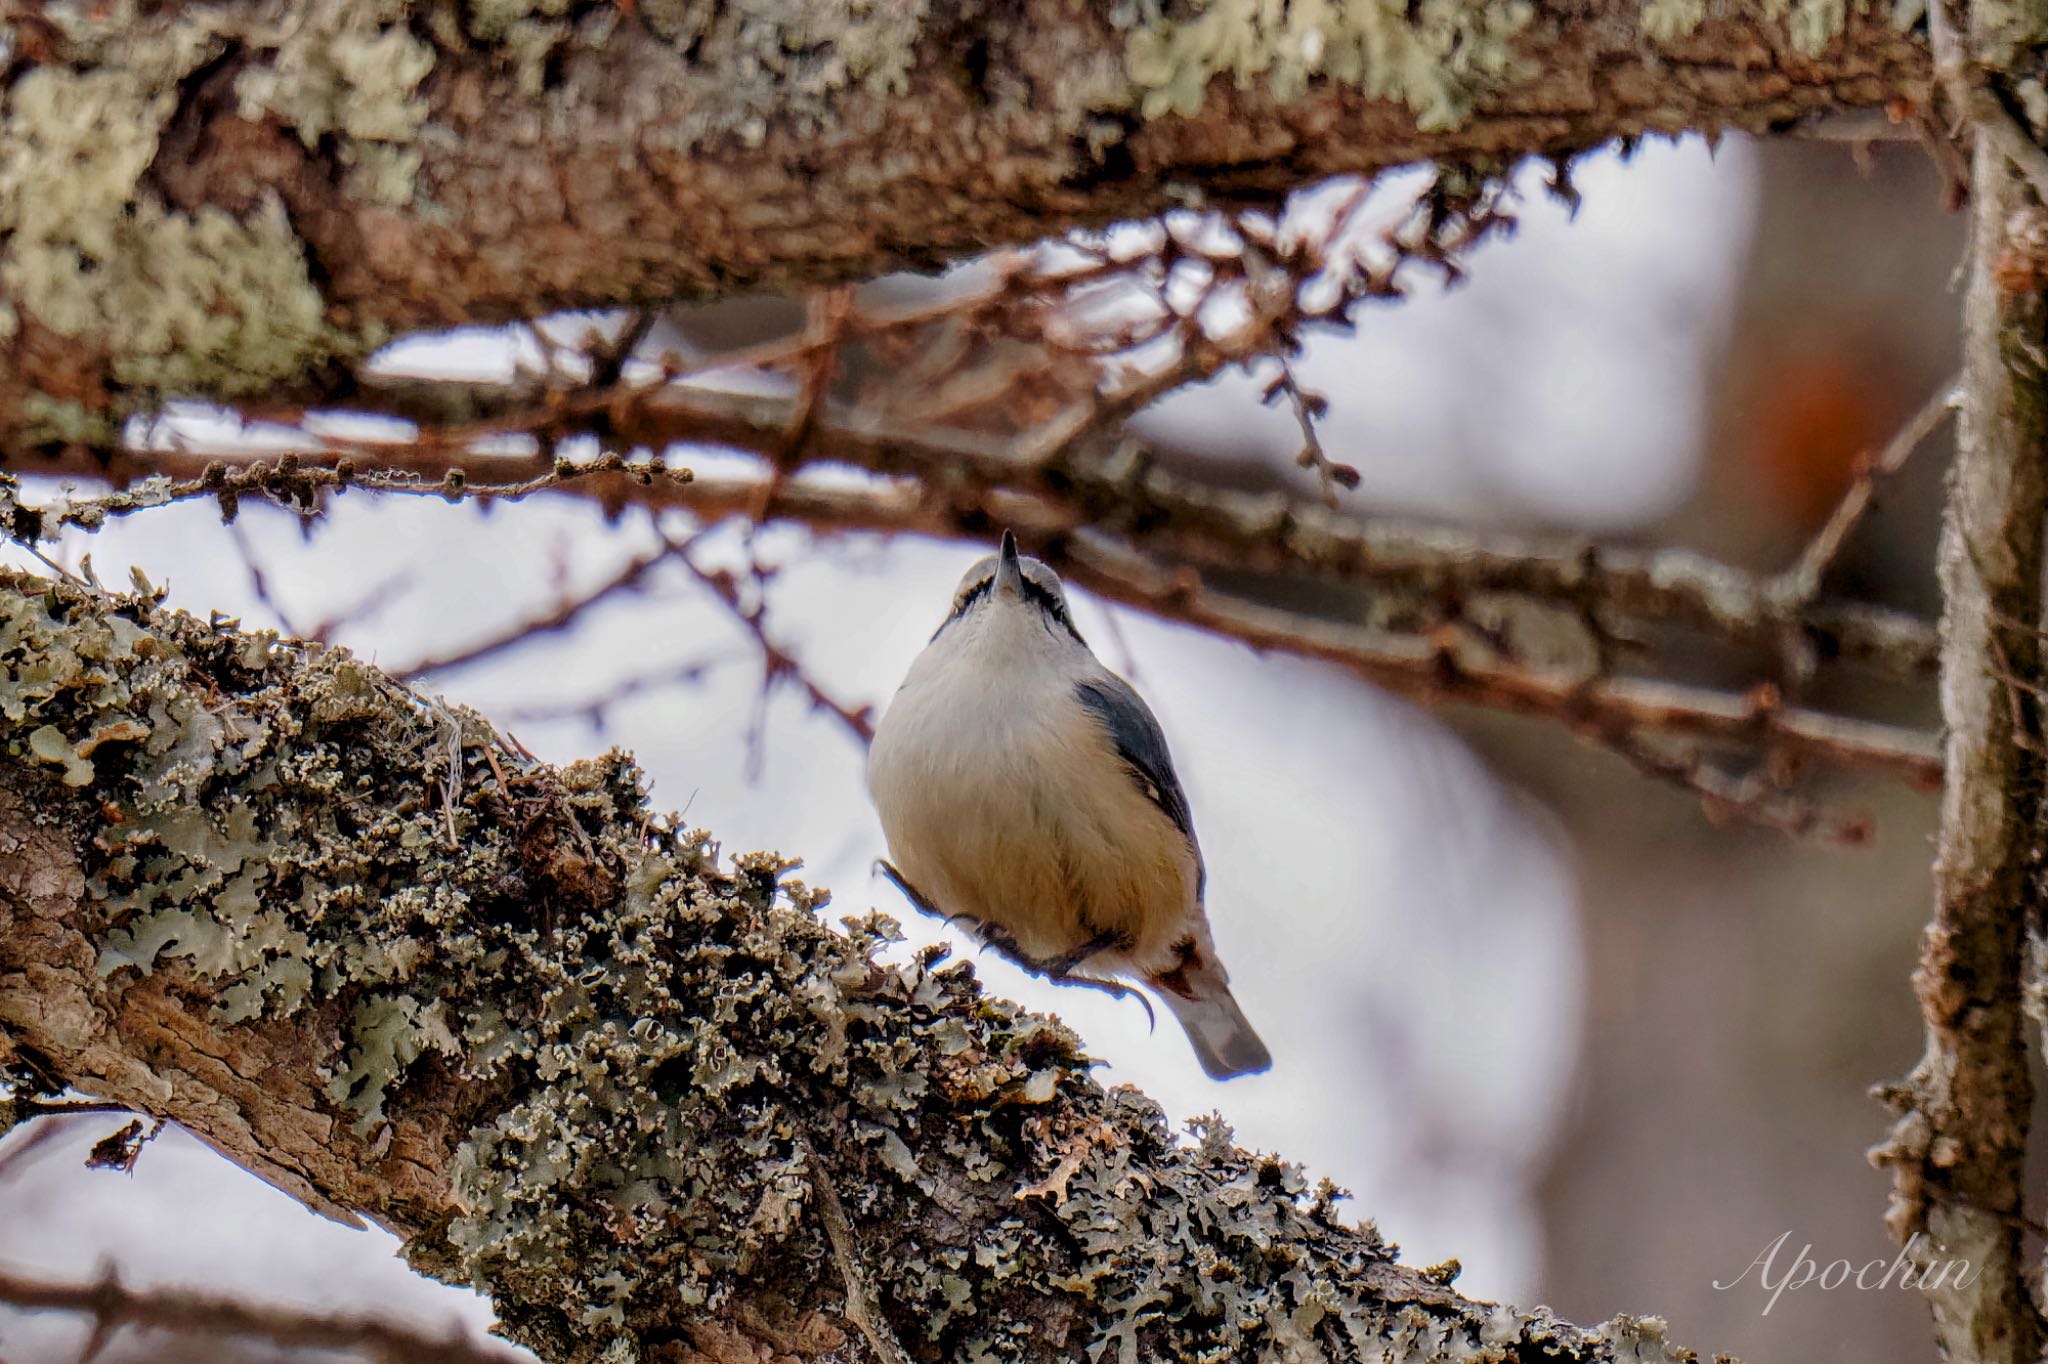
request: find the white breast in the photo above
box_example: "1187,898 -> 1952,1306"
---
866,611 -> 1199,977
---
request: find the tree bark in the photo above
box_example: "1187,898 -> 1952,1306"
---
1,1 -> 1928,450
1873,137 -> 2048,1363
0,570 -> 1712,1363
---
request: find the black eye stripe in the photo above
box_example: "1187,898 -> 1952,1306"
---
1021,578 -> 1064,618
1023,578 -> 1084,643
931,578 -> 993,639
931,572 -> 1083,643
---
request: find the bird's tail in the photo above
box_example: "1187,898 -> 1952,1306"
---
1152,955 -> 1271,1080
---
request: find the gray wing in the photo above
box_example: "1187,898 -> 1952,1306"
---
1074,674 -> 1202,871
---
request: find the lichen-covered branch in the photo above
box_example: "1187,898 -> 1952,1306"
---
0,571 -> 1714,1363
0,0 -> 1929,450
1870,138 -> 2048,1361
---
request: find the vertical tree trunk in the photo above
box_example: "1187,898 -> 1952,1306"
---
1884,136 -> 2048,1362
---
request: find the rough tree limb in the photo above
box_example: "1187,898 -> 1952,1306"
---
0,571 -> 1714,1363
0,1 -> 1929,450
1870,129 -> 2048,1364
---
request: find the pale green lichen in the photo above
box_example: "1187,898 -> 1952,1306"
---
1645,0 -> 1877,56
461,0 -> 578,95
15,396 -> 118,448
0,568 -> 1697,1364
461,0 -> 954,149
0,3 -> 427,439
1961,0 -> 2048,67
25,1 -> 434,201
1121,0 -> 1901,126
1639,0 -> 1710,44
230,2 -> 436,205
0,64 -> 367,432
1776,0 -> 1852,55
28,723 -> 95,786
1120,0 -> 1535,132
231,2 -> 435,148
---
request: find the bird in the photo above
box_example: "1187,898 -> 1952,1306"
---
866,531 -> 1271,1080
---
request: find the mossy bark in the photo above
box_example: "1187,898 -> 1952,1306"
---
1,0 -> 1928,452
0,572 -> 1709,1363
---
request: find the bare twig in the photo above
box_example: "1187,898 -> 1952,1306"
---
394,534 -> 680,682
495,653 -> 728,730
1064,532 -> 1943,789
8,425 -> 1941,679
225,515 -> 310,639
1773,376 -> 1960,605
1262,363 -> 1360,508
670,538 -> 875,752
0,1264 -> 519,1364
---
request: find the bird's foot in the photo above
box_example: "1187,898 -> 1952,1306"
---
871,861 -> 1152,1021
969,924 -> 1154,1023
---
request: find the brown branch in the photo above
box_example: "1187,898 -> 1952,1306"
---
1,2 -> 1929,446
1773,375 -> 1960,605
1263,363 -> 1360,508
10,396 -> 1943,681
1871,134 -> 2048,1364
5,439 -> 1942,817
494,655 -> 727,731
0,570 -> 1724,1364
393,530 -> 683,682
0,1265 -> 517,1364
669,537 -> 876,749
1062,532 -> 1943,789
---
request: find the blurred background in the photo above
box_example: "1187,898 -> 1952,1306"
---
0,130 -> 1965,1362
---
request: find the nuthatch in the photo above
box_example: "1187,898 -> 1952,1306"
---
867,532 -> 1271,1080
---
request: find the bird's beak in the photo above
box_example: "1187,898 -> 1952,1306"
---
995,530 -> 1024,598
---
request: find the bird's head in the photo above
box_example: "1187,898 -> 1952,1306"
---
933,530 -> 1082,646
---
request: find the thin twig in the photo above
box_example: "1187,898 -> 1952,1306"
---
1773,376 -> 1960,605
394,536 -> 680,681
670,538 -> 875,751
495,653 -> 730,730
0,1264 -> 519,1364
225,514 -> 309,638
1263,362 -> 1359,508
10,425 -> 1941,679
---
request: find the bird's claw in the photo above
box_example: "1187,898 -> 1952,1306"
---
872,861 -> 1153,1023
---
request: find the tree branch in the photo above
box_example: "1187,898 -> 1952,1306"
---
0,570 -> 1721,1363
6,431 -> 1946,816
1871,135 -> 2048,1361
0,1 -> 1930,448
0,1265 -> 517,1364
